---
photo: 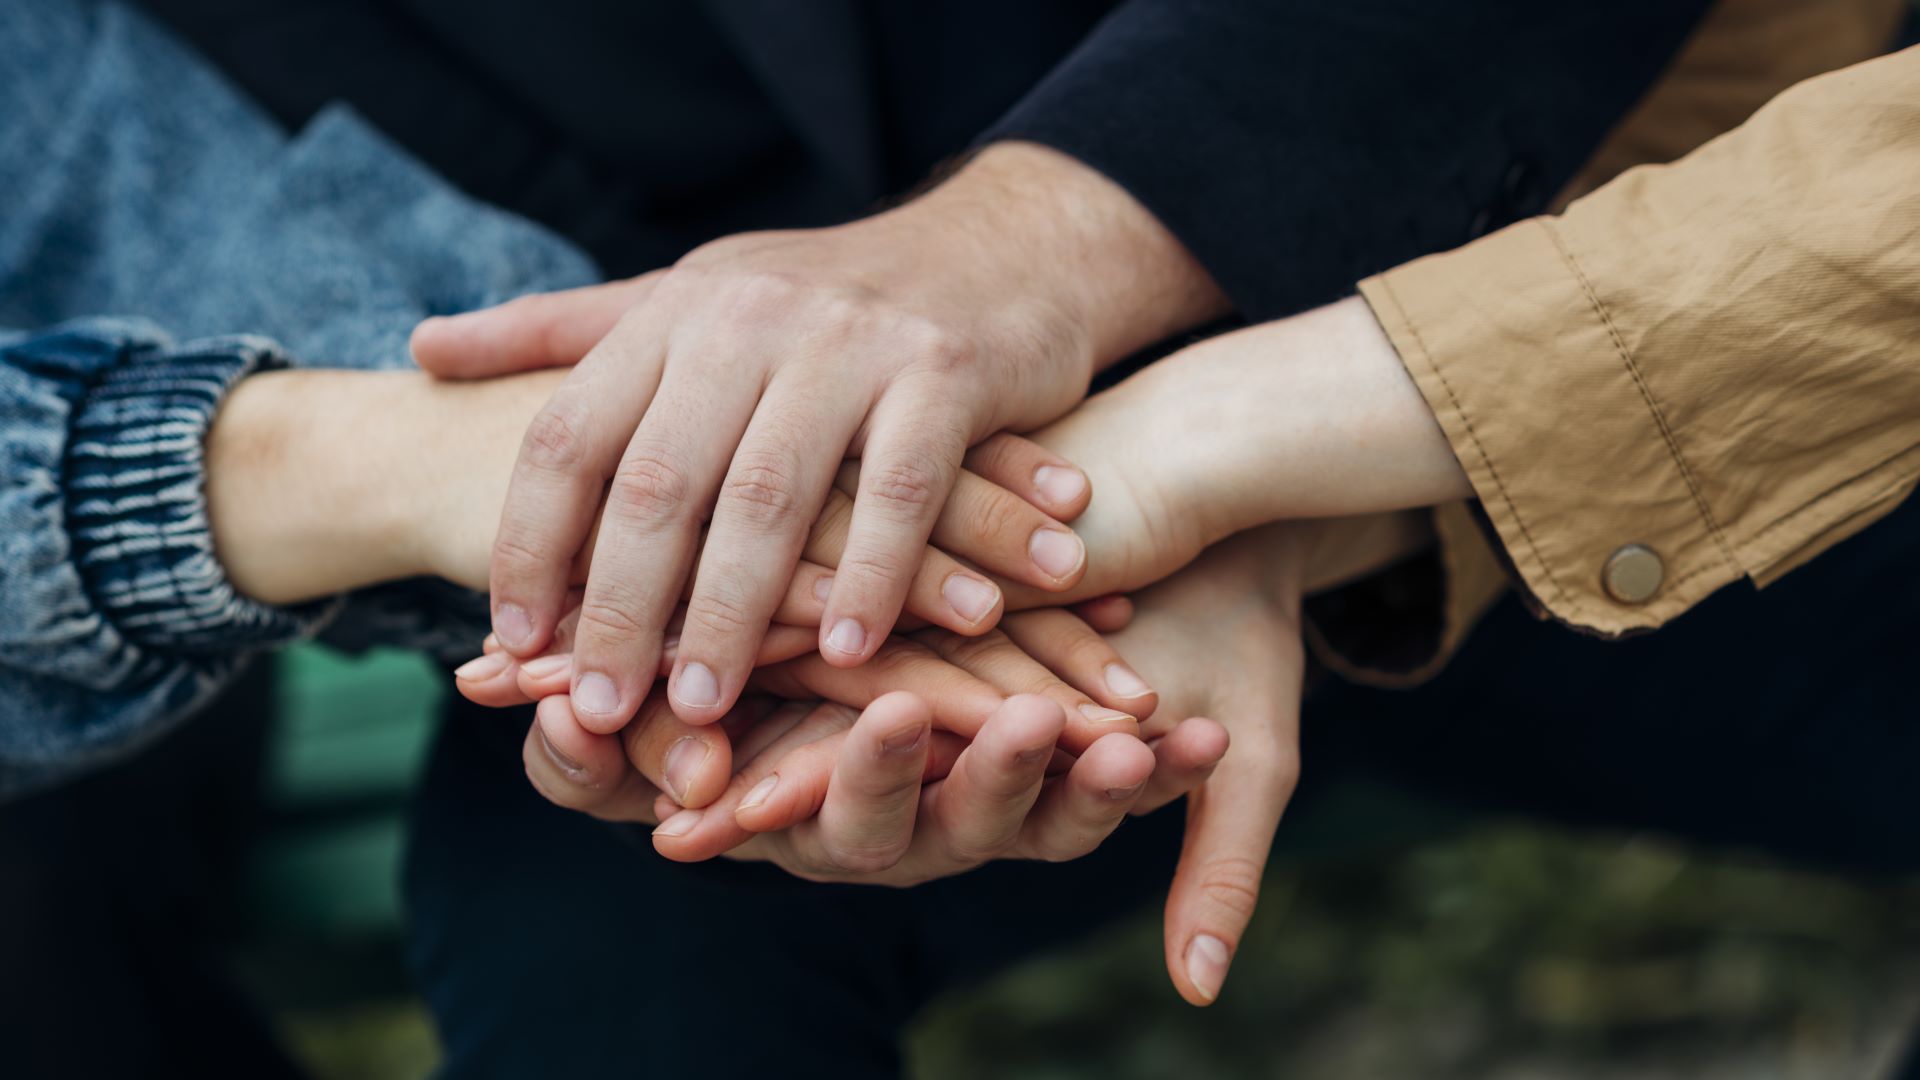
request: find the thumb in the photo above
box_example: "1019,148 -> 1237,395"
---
1161,707 -> 1300,1007
410,273 -> 660,378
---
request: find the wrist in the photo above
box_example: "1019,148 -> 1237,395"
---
1125,297 -> 1471,539
920,141 -> 1230,368
206,370 -> 424,603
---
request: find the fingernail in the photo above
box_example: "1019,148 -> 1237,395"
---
1105,781 -> 1146,801
941,573 -> 1000,624
538,729 -> 585,777
1078,703 -> 1134,724
1104,662 -> 1153,699
738,773 -> 780,812
882,724 -> 928,754
654,809 -> 702,838
664,737 -> 710,803
1028,527 -> 1085,580
494,603 -> 533,648
661,633 -> 680,659
1033,465 -> 1087,507
573,672 -> 620,716
813,574 -> 833,603
673,662 -> 720,709
454,652 -> 510,681
1185,934 -> 1230,1003
826,618 -> 865,657
519,654 -> 569,680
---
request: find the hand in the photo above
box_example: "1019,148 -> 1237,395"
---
1091,524 -> 1320,1007
987,297 -> 1472,611
206,369 -> 1081,641
482,593 -> 1181,830
411,142 -> 1226,734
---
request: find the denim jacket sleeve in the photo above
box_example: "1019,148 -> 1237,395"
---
0,0 -> 597,798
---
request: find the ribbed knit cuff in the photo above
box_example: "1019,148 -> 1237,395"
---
64,332 -> 332,653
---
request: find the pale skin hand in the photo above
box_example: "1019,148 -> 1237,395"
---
202,368 -> 1087,642
502,513 -> 1429,1002
410,141 -> 1228,735
996,295 -> 1475,611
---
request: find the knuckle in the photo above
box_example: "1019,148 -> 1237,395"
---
862,451 -> 948,518
1059,631 -> 1119,676
855,766 -> 925,805
721,454 -> 805,524
940,833 -> 1006,868
901,319 -> 976,376
521,399 -> 593,472
684,587 -> 758,641
965,433 -> 1023,480
492,530 -> 554,576
1196,856 -> 1264,922
962,489 -> 1031,553
941,629 -> 1014,670
575,596 -> 653,644
835,546 -> 917,595
607,446 -> 693,519
825,841 -> 906,875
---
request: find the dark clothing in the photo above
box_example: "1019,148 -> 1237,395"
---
0,661 -> 300,1080
144,0 -> 1712,316
128,2 -> 1916,1075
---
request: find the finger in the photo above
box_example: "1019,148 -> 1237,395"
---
925,693 -> 1065,863
835,458 -> 1085,593
488,315 -> 667,662
998,609 -> 1159,723
454,650 -> 534,708
1070,594 -> 1135,633
616,692 -> 735,809
1134,717 -> 1230,815
410,274 -> 661,378
733,729 -> 968,836
807,692 -> 933,874
1162,710 -> 1301,1007
567,358 -> 764,732
751,637 -> 1006,740
916,628 -> 1137,755
1012,731 -> 1156,860
821,387 -> 970,667
521,696 -> 663,823
652,701 -> 850,862
799,488 -> 1003,635
671,380 -> 861,724
963,433 -> 1092,521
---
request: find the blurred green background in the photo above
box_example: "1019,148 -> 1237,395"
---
238,644 -> 1920,1079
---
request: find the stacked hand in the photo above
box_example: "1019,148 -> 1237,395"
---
384,146 -> 1464,1009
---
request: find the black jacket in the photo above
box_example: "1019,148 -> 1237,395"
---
142,0 -> 1711,321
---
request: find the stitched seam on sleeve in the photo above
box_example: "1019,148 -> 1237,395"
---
1741,450 -> 1920,552
1373,273 -> 1578,618
1542,220 -> 1742,576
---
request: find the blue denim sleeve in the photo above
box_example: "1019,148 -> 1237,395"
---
0,0 -> 598,798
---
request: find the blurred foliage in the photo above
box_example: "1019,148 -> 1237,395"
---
274,824 -> 1919,1079
907,827 -> 1920,1079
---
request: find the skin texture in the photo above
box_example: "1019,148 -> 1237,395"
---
410,141 -> 1229,734
500,519 -> 1354,1006
203,368 -> 1085,630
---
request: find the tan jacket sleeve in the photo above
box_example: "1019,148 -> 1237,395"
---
1357,44 -> 1920,638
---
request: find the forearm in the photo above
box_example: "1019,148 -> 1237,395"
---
205,368 -> 559,605
1057,296 -> 1469,551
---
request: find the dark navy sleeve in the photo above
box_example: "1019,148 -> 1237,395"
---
981,0 -> 1713,320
